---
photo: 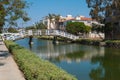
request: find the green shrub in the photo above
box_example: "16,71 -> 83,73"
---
105,40 -> 120,43
76,39 -> 101,45
105,40 -> 120,48
4,40 -> 77,80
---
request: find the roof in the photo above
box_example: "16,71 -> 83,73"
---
80,17 -> 92,21
59,18 -> 75,22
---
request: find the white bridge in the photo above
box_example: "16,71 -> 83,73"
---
1,30 -> 104,41
27,30 -> 79,40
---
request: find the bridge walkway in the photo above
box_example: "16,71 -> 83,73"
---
27,30 -> 79,40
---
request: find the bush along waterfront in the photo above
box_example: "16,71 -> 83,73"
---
37,36 -> 71,43
105,40 -> 120,48
38,36 -> 120,48
76,39 -> 103,46
76,39 -> 120,48
4,40 -> 77,80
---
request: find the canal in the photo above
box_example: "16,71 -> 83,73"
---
15,38 -> 120,80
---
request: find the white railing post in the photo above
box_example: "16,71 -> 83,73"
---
39,30 -> 41,35
45,30 -> 47,35
47,30 -> 49,35
28,30 -> 33,36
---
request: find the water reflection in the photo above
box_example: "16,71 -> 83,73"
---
34,40 -> 104,63
90,48 -> 120,80
15,38 -> 120,80
49,46 -> 105,64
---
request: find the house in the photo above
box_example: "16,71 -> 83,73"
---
59,15 -> 102,30
42,18 -> 56,30
42,14 -> 104,39
42,14 -> 103,30
42,15 -> 75,30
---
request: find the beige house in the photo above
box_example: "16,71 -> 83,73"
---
42,15 -> 96,30
42,15 -> 74,30
42,14 -> 104,39
59,15 -> 102,30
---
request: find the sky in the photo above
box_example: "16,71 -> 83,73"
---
23,0 -> 91,27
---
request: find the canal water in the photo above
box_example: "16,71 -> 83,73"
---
15,38 -> 120,80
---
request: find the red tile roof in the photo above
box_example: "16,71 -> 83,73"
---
59,18 -> 75,22
81,17 -> 92,21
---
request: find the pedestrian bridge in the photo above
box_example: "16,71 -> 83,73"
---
27,30 -> 79,40
1,30 -> 79,41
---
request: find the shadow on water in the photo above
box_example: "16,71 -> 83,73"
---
90,48 -> 120,80
29,43 -> 32,50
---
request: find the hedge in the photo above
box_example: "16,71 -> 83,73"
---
5,40 -> 77,80
105,40 -> 120,48
38,36 -> 67,42
76,39 -> 101,46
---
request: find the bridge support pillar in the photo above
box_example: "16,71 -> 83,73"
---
29,35 -> 33,44
53,36 -> 57,44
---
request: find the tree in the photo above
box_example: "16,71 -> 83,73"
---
26,26 -> 36,30
92,23 -> 104,33
45,14 -> 61,30
0,2 -> 6,33
26,22 -> 47,30
53,14 -> 60,30
66,22 -> 91,35
91,23 -> 105,39
7,27 -> 18,33
35,22 -> 47,29
45,14 -> 54,29
86,0 -> 113,22
86,0 -> 120,39
0,0 -> 30,33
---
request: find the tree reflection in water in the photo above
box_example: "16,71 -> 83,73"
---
90,48 -> 120,80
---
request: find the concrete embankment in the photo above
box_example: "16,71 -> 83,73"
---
0,39 -> 25,80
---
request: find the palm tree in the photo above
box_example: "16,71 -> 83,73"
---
46,14 -> 54,29
53,14 -> 60,30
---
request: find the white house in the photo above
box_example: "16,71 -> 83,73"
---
42,18 -> 56,30
42,14 -> 104,39
59,15 -> 103,30
42,14 -> 103,30
42,15 -> 75,30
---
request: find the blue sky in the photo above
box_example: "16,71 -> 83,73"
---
24,0 -> 90,27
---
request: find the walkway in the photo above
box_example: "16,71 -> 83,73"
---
0,39 -> 25,80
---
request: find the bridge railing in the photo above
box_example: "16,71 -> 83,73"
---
53,30 -> 79,40
27,30 -> 79,40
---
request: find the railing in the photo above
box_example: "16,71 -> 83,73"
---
0,30 -> 79,41
1,30 -> 104,41
27,30 -> 79,40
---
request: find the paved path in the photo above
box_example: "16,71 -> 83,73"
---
0,39 -> 25,80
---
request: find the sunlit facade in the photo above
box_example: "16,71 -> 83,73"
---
42,15 -> 102,31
